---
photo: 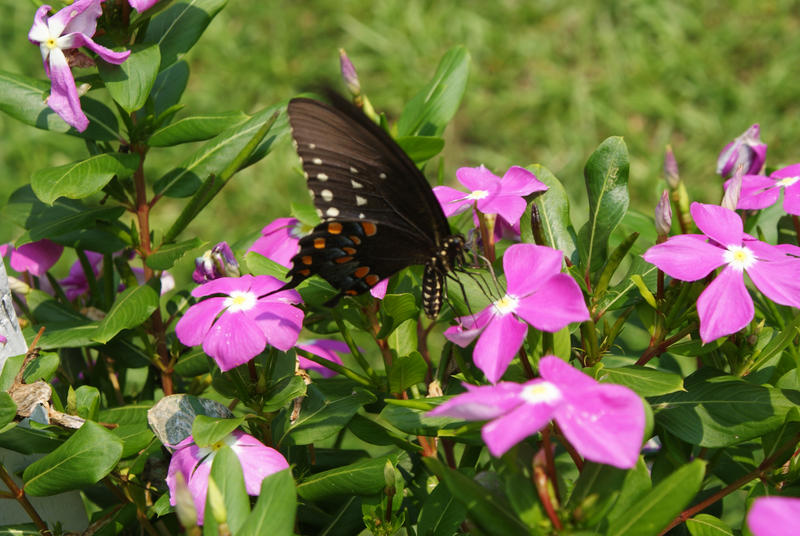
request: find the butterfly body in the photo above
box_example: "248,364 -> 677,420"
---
282,93 -> 464,317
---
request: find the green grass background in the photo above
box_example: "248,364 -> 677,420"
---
2,0 -> 800,246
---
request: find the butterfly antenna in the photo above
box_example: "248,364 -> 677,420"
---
444,270 -> 475,317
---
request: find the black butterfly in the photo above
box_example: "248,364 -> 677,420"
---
279,92 -> 464,318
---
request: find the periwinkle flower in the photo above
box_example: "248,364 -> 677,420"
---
128,0 -> 160,11
643,202 -> 800,343
729,163 -> 800,216
444,244 -> 589,383
747,496 -> 800,536
28,0 -> 130,131
663,145 -> 680,189
193,242 -> 240,283
428,355 -> 645,468
296,339 -> 350,378
166,431 -> 289,525
248,217 -> 307,269
339,48 -> 361,97
175,275 -> 304,371
716,124 -> 767,178
654,190 -> 672,238
1,239 -> 63,277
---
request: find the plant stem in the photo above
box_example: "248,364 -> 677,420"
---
0,463 -> 52,535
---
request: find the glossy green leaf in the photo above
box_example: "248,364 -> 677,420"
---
651,369 -> 796,447
192,415 -> 244,447
74,385 -> 100,421
174,347 -> 211,377
395,135 -> 445,163
388,351 -> 428,393
98,403 -> 154,458
567,461 -> 628,526
146,238 -> 205,270
686,514 -> 734,536
0,422 -> 62,454
244,251 -> 289,280
423,458 -> 530,535
262,375 -> 307,413
145,0 -> 228,70
599,365 -> 684,397
578,136 -> 630,274
379,401 -> 470,437
22,352 -> 59,383
149,112 -> 249,146
606,458 -> 652,522
296,455 -> 396,501
529,164 -> 578,261
377,293 -> 418,338
209,445 -> 249,533
0,392 -> 16,428
98,44 -> 161,113
93,284 -> 160,344
147,394 -> 234,447
31,153 -> 140,205
417,482 -> 467,536
241,470 -> 297,534
147,60 -> 189,118
606,459 -> 705,536
0,70 -> 119,140
279,386 -> 376,445
397,46 -> 470,137
22,421 -> 123,496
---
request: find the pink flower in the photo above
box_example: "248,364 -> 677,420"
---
1,240 -> 63,277
175,275 -> 303,371
28,0 -> 130,132
429,356 -> 644,467
445,244 -> 589,383
193,242 -> 240,283
433,165 -> 547,226
716,124 -> 767,178
728,163 -> 800,216
747,496 -> 800,536
59,251 -> 103,300
128,0 -> 160,11
166,431 -> 289,525
248,218 -> 307,269
296,339 -> 350,378
643,202 -> 800,343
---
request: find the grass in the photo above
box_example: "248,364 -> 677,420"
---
2,0 -> 800,246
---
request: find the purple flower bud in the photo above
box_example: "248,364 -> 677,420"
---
655,190 -> 672,237
716,124 -> 767,177
192,242 -> 240,284
664,145 -> 680,189
721,164 -> 744,211
339,48 -> 361,96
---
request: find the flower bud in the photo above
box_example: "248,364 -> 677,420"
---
721,164 -> 744,211
173,472 -> 198,529
192,242 -> 240,283
206,477 -> 227,525
716,124 -> 767,177
663,145 -> 680,189
655,190 -> 672,237
339,48 -> 361,97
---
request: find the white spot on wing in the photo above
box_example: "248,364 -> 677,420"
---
356,195 -> 367,206
317,173 -> 328,181
321,189 -> 333,202
312,158 -> 323,165
350,166 -> 358,174
379,172 -> 387,179
326,207 -> 340,217
351,179 -> 363,189
358,213 -> 365,219
308,143 -> 316,149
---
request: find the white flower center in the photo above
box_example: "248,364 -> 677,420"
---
776,175 -> 800,188
520,381 -> 563,405
224,290 -> 256,312
467,189 -> 490,201
723,245 -> 756,272
492,294 -> 519,316
45,37 -> 57,50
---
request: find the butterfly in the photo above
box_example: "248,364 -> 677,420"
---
279,91 -> 465,318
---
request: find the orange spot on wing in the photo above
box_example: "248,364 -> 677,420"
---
345,289 -> 359,296
334,256 -> 354,264
301,256 -> 313,265
360,222 -> 377,236
354,266 -> 370,278
327,222 -> 343,234
349,235 -> 361,245
313,238 -> 325,249
343,247 -> 356,255
298,269 -> 311,276
365,274 -> 380,286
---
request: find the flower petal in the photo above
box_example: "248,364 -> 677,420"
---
249,274 -> 300,301
203,310 -> 266,371
456,165 -> 500,191
555,384 -> 644,468
370,278 -> 389,299
433,186 -> 471,217
643,235 -> 725,281
247,218 -> 300,268
46,48 -> 88,132
690,202 -> 743,248
503,244 -> 564,297
747,258 -> 800,309
167,441 -> 211,524
478,193 -> 527,224
482,399 -> 556,457
297,339 -> 348,377
697,266 -> 753,343
9,239 -> 63,276
735,175 -> 780,210
175,297 -> 227,347
50,0 -> 103,37
27,5 -> 52,43
249,301 -> 303,352
444,306 -> 494,347
129,0 -> 161,12
500,166 -> 547,196
192,275 -> 251,298
515,274 -> 589,332
229,431 -> 289,496
783,180 -> 800,216
473,312 -> 528,383
747,496 -> 800,536
68,33 -> 131,64
428,382 -> 526,420
538,355 -> 596,391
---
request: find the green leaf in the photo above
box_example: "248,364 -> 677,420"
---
0,70 -> 120,140
379,401 -> 468,437
606,459 -> 705,536
192,415 -> 245,447
0,392 -> 17,428
22,421 -> 123,496
22,352 -> 59,383
98,403 -> 154,458
0,422 -> 62,454
241,470 -> 297,535
31,153 -> 140,205
566,462 -> 628,526
395,136 -> 445,163
149,112 -> 250,146
174,347 -> 211,377
388,351 -> 428,393
578,137 -> 630,275
262,375 -> 307,413
377,293 -> 418,338
529,164 -> 578,261
606,458 -> 652,522
208,445 -> 249,533
153,104 -> 287,197
296,455 -> 396,502
146,0 -> 228,70
686,514 -> 734,536
651,369 -> 797,447
397,46 -> 470,137
348,413 -> 420,451
75,385 -> 100,421
146,238 -> 205,270
244,251 -> 289,280
279,386 -> 376,446
98,44 -> 161,113
761,407 -> 800,467
599,365 -> 684,397
93,285 -> 160,344
147,394 -> 234,447
146,60 -> 189,118
423,458 -> 530,536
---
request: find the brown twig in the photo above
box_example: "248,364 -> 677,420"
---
0,463 -> 52,535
